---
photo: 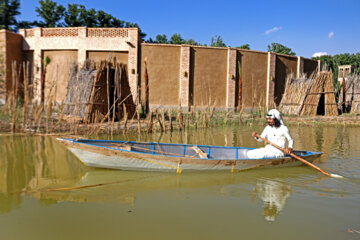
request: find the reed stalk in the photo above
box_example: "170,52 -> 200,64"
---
34,103 -> 44,132
177,105 -> 183,130
168,109 -> 173,132
57,101 -> 65,131
210,105 -> 215,119
22,62 -> 29,132
46,96 -> 53,133
161,109 -> 166,132
147,109 -> 153,133
106,64 -> 110,125
239,106 -> 243,124
89,93 -> 131,135
11,61 -> 19,133
224,110 -> 232,125
155,109 -> 164,132
190,106 -> 195,125
195,110 -> 199,129
123,103 -> 128,134
137,108 -> 141,134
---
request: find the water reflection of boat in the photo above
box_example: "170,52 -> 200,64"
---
254,179 -> 292,222
57,138 -> 322,172
29,169 -> 294,206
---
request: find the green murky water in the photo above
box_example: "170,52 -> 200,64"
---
0,125 -> 360,240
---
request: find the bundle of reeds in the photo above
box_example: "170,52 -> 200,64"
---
64,60 -> 134,125
350,75 -> 360,114
279,73 -> 315,115
301,71 -> 334,116
323,72 -> 338,116
338,74 -> 359,113
64,62 -> 96,119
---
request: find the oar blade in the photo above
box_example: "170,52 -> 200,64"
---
330,174 -> 344,179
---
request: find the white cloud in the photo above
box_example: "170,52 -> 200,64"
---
328,32 -> 334,38
265,26 -> 282,35
312,52 -> 328,58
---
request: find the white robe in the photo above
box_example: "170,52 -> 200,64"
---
247,125 -> 294,159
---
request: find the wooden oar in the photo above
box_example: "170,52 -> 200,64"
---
253,133 -> 344,179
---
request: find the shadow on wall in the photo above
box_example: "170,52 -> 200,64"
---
275,58 -> 287,106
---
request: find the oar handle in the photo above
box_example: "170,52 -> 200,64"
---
253,133 -> 342,178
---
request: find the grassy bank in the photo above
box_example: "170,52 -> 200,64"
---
1,103 -> 360,136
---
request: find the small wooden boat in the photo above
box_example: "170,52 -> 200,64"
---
57,138 -> 322,172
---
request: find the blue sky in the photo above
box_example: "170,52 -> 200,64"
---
18,0 -> 360,58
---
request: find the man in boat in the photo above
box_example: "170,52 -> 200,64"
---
247,109 -> 293,159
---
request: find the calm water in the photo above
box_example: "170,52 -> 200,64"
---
0,125 -> 360,240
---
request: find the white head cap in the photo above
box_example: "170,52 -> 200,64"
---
266,109 -> 284,125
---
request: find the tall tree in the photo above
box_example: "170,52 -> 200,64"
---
0,0 -> 20,30
96,10 -> 113,27
210,35 -> 226,47
80,7 -> 97,27
313,52 -> 360,82
155,34 -> 168,43
267,42 -> 296,55
35,0 -> 65,27
237,44 -> 250,50
169,33 -> 185,44
185,39 -> 200,46
64,4 -> 83,27
15,20 -> 39,30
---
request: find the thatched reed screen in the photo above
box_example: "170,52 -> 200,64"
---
351,76 -> 360,114
279,74 -> 314,115
64,64 -> 96,118
301,71 -> 338,116
338,74 -> 360,114
64,61 -> 135,123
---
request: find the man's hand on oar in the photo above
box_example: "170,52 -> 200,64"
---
253,133 -> 344,179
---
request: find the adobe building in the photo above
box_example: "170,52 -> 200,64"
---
338,65 -> 354,82
0,27 -> 320,111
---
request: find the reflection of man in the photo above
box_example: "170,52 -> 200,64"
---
254,179 -> 291,222
247,109 -> 293,159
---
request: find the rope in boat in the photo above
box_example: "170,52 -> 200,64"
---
109,142 -> 184,173
109,142 -> 201,159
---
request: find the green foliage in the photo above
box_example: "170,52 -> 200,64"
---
267,42 -> 296,55
236,44 -> 250,50
13,1 -> 146,37
313,52 -> 360,81
0,0 -> 20,30
44,56 -> 51,66
155,34 -> 168,43
15,20 -> 39,30
210,35 -> 226,47
185,39 -> 200,45
36,0 -> 65,27
64,4 -> 84,27
169,33 -> 185,44
147,34 -> 203,46
80,7 -> 97,27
